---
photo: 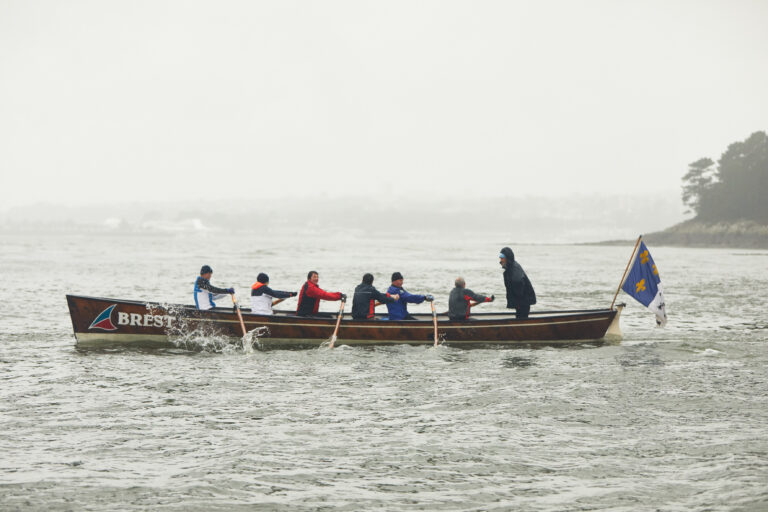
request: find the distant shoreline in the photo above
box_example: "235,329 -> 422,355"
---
590,219 -> 768,249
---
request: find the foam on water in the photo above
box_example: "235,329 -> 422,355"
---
142,301 -> 270,353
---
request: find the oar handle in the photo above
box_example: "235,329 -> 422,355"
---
469,295 -> 495,308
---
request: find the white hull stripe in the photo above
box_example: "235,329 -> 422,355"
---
74,332 -> 609,346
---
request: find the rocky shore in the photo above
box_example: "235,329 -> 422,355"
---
598,220 -> 768,248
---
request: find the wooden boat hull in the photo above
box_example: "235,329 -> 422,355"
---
66,294 -> 622,349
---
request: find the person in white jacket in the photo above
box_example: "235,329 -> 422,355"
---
250,273 -> 297,315
194,265 -> 234,310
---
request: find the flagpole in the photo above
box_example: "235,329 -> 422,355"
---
610,235 -> 643,310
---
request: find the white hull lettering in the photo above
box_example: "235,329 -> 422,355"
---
116,310 -> 174,328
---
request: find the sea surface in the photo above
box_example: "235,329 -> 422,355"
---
1,228 -> 767,511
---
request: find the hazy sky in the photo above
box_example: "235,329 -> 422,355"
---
1,0 -> 766,209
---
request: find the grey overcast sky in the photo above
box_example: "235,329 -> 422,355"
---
1,0 -> 766,208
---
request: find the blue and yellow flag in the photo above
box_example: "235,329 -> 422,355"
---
621,241 -> 667,326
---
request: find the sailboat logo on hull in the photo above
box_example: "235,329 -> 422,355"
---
89,304 -> 118,331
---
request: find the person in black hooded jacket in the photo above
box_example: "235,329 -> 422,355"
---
499,247 -> 536,319
352,273 -> 399,320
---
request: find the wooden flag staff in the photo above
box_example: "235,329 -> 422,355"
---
610,235 -> 643,310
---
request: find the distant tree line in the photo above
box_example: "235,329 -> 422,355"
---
682,131 -> 768,223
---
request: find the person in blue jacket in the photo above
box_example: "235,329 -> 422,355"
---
386,272 -> 434,320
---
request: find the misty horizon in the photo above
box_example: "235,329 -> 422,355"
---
0,192 -> 687,243
2,1 -> 767,210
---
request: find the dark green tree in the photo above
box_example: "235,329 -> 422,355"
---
681,157 -> 716,215
683,131 -> 768,223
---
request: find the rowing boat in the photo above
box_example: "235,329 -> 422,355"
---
66,294 -> 623,349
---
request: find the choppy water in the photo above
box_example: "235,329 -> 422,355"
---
2,229 -> 767,511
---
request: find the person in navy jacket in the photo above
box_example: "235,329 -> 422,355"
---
386,272 -> 434,321
351,273 -> 399,320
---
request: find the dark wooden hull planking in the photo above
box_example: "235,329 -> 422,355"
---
66,294 -> 622,349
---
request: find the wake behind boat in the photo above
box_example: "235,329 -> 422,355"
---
66,294 -> 623,349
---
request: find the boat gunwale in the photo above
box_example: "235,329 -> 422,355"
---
66,294 -> 616,327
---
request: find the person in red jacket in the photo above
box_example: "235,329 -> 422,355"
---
296,270 -> 346,317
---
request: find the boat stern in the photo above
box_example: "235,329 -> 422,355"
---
603,303 -> 624,343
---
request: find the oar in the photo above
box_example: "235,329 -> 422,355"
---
440,298 -> 494,316
231,294 -> 250,353
328,298 -> 346,349
469,295 -> 494,309
430,301 -> 439,346
272,297 -> 289,307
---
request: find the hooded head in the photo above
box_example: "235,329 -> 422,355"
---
499,247 -> 515,268
257,273 -> 269,284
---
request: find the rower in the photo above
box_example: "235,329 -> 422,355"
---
386,271 -> 433,320
448,277 -> 494,321
194,265 -> 234,310
351,273 -> 399,320
250,273 -> 297,316
296,271 -> 346,317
